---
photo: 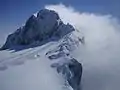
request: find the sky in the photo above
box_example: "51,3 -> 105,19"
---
46,4 -> 120,90
0,0 -> 120,34
0,1 -> 120,90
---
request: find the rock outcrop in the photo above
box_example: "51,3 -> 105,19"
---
46,30 -> 83,90
1,9 -> 75,50
0,8 -> 83,90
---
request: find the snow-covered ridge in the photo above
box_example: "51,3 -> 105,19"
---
0,9 -> 84,90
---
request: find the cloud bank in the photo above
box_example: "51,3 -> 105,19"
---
46,4 -> 120,90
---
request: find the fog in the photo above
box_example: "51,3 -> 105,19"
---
46,4 -> 120,90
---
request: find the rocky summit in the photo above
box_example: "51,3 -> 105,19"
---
1,9 -> 75,50
0,9 -> 83,90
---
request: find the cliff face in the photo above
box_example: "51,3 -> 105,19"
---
0,9 -> 83,90
1,9 -> 75,50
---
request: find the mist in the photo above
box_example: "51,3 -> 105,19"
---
0,45 -> 65,90
46,4 -> 120,90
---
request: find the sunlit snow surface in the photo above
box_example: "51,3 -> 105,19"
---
0,42 -> 68,90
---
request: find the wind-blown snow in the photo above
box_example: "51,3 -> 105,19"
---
0,7 -> 83,90
46,4 -> 120,90
0,42 -> 66,90
0,3 -> 120,90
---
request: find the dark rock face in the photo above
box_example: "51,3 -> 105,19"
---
46,35 -> 83,90
1,9 -> 75,50
67,58 -> 82,90
0,8 -> 83,90
51,58 -> 82,90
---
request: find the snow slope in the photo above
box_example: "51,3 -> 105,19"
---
0,9 -> 83,90
0,40 -> 82,90
0,42 -> 66,90
46,4 -> 120,90
1,4 -> 120,90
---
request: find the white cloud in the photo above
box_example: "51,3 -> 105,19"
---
0,4 -> 120,90
46,4 -> 120,90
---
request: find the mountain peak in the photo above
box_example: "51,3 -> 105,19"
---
0,9 -> 76,50
37,9 -> 60,20
0,8 -> 83,90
